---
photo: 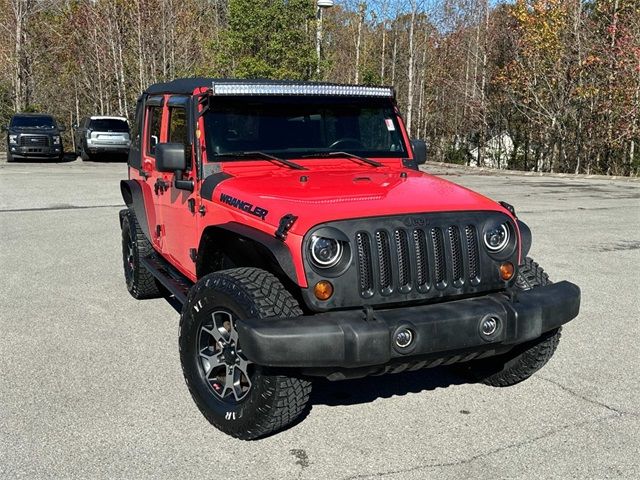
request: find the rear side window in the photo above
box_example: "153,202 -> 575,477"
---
168,107 -> 188,145
146,107 -> 162,156
89,118 -> 128,132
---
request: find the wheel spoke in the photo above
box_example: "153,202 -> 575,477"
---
221,366 -> 236,399
231,367 -> 245,401
212,311 -> 234,343
199,348 -> 224,376
236,358 -> 252,391
201,324 -> 225,344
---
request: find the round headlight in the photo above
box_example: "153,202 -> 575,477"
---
310,236 -> 343,268
484,223 -> 510,252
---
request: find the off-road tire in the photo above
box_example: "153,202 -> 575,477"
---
6,151 -> 14,162
466,256 -> 562,387
121,210 -> 163,299
79,144 -> 90,161
179,268 -> 312,440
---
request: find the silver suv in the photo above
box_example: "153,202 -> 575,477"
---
73,116 -> 130,161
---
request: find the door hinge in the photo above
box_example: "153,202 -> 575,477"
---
189,248 -> 198,262
188,198 -> 196,214
154,178 -> 169,195
198,204 -> 206,216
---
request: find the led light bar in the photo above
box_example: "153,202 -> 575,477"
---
211,82 -> 394,98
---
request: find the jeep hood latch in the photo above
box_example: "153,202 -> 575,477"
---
275,214 -> 298,241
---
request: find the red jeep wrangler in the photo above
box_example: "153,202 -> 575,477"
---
119,78 -> 580,439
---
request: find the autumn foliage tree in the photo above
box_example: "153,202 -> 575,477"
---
0,0 -> 637,175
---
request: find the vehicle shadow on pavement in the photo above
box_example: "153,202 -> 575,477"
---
4,152 -> 78,163
310,367 -> 469,406
85,153 -> 128,163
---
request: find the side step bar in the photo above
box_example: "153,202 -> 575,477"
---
141,254 -> 193,306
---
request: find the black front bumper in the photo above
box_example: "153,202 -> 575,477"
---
10,146 -> 61,159
236,281 -> 580,373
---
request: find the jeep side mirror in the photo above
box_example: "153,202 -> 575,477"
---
156,143 -> 187,172
156,143 -> 194,192
410,139 -> 427,165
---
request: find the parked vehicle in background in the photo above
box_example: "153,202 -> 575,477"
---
4,113 -> 64,162
73,116 -> 130,161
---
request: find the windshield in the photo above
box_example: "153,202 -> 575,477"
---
89,119 -> 129,132
10,116 -> 56,129
203,96 -> 407,160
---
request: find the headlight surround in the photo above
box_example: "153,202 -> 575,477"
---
52,135 -> 61,145
484,222 -> 510,252
9,135 -> 17,144
309,235 -> 343,268
305,227 -> 352,277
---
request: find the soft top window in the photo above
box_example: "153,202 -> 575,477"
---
89,118 -> 129,132
11,116 -> 56,128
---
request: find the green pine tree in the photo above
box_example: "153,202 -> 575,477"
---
217,0 -> 316,80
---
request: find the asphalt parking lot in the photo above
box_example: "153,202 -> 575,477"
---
1,154 -> 639,479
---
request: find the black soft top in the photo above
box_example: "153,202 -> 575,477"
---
145,78 -> 325,95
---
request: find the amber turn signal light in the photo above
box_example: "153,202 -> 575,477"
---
314,280 -> 334,300
500,262 -> 515,281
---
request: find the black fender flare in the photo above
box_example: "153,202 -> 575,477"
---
517,219 -> 532,259
197,222 -> 301,286
120,180 -> 151,242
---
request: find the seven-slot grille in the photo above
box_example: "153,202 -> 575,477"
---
356,224 -> 481,298
19,135 -> 49,147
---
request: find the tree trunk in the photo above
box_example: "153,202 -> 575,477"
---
354,3 -> 365,84
406,1 -> 416,135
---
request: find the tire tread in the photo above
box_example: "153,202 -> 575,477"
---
122,210 -> 162,299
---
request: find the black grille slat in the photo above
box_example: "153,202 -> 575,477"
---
395,230 -> 410,288
349,214 -> 505,304
465,225 -> 479,281
448,226 -> 463,284
413,229 -> 429,288
356,232 -> 373,295
19,135 -> 49,146
431,228 -> 446,286
375,231 -> 392,291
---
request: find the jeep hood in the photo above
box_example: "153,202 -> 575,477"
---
212,166 -> 509,235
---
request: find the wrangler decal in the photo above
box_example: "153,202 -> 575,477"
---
219,193 -> 269,220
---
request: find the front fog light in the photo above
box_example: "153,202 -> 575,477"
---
394,328 -> 414,349
481,317 -> 499,336
484,222 -> 510,252
310,236 -> 342,268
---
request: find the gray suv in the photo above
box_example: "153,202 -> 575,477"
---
73,116 -> 130,161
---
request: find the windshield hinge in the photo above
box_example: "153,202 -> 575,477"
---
275,214 -> 298,241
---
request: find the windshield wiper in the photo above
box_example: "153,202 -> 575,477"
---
300,151 -> 382,167
212,151 -> 307,170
